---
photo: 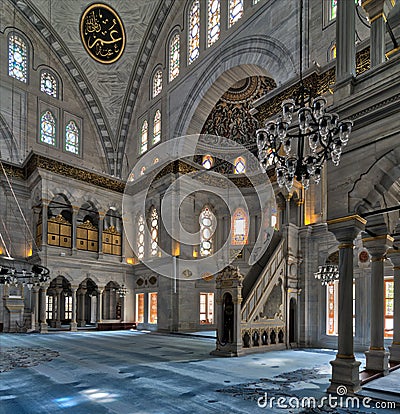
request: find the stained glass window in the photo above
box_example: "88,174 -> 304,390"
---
150,207 -> 159,256
200,206 -> 216,257
8,34 -> 27,82
234,156 -> 246,174
229,0 -> 244,27
40,71 -> 57,98
137,215 -> 145,259
330,0 -> 337,20
136,293 -> 144,322
188,0 -> 200,64
330,44 -> 337,60
140,120 -> 148,154
65,120 -> 79,154
149,292 -> 158,324
202,154 -> 214,169
208,0 -> 220,47
253,0 -> 260,4
231,208 -> 248,245
153,110 -> 161,145
169,33 -> 180,81
40,111 -> 56,146
385,279 -> 394,338
200,293 -> 214,324
153,69 -> 163,98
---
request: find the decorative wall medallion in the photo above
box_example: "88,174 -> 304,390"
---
359,250 -> 369,263
80,3 -> 125,64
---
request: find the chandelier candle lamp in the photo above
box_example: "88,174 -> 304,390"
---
314,264 -> 339,286
256,0 -> 353,192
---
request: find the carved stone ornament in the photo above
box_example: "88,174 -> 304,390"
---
216,265 -> 244,282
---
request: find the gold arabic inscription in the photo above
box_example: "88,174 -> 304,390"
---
80,3 -> 125,64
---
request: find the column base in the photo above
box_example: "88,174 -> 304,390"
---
39,323 -> 48,334
365,349 -> 389,374
70,321 -> 78,332
55,321 -> 62,328
327,356 -> 361,395
78,320 -> 86,327
389,342 -> 400,364
210,342 -> 243,357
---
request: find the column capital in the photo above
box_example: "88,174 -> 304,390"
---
387,249 -> 400,269
362,234 -> 393,258
327,215 -> 366,244
361,0 -> 390,21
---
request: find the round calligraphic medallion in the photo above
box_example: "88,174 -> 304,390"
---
80,3 -> 125,64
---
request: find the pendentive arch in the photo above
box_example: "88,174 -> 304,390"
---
174,35 -> 296,138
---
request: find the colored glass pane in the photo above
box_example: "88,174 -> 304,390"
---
140,120 -> 148,154
153,110 -> 161,145
65,120 -> 79,154
229,0 -> 243,27
234,156 -> 246,174
231,208 -> 248,245
137,215 -> 145,259
169,34 -> 180,81
153,70 -> 163,98
8,34 -> 27,82
202,154 -> 213,169
41,72 -> 57,98
200,206 -> 215,256
40,111 -> 56,146
150,207 -> 159,256
189,0 -> 200,64
208,0 -> 220,47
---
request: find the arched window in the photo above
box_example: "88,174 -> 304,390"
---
8,34 -> 28,82
330,44 -> 337,60
202,154 -> 214,169
200,206 -> 216,257
40,111 -> 56,146
330,0 -> 337,20
153,110 -> 161,145
137,215 -> 145,259
150,207 -> 159,256
40,71 -> 58,98
229,0 -> 244,27
231,208 -> 248,245
65,120 -> 79,154
140,120 -> 148,154
188,0 -> 200,64
152,69 -> 163,98
169,33 -> 180,81
234,156 -> 246,174
207,0 -> 220,47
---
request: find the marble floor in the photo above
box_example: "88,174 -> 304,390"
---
0,331 -> 399,413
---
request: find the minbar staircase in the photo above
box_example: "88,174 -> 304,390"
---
240,232 -> 286,353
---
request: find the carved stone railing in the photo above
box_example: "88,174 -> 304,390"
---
241,239 -> 285,323
241,321 -> 286,352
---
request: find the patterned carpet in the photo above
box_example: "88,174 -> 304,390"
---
0,347 -> 59,372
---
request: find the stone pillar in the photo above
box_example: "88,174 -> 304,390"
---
285,194 -> 292,224
70,286 -> 78,331
39,285 -> 48,333
110,287 -> 116,319
387,249 -> 400,364
211,265 -> 244,357
361,0 -> 389,67
97,287 -> 104,323
55,288 -> 62,328
327,215 -> 366,394
362,234 -> 393,374
335,0 -> 356,90
72,206 -> 79,254
32,286 -> 39,331
90,295 -> 97,323
78,289 -> 87,327
98,212 -> 104,258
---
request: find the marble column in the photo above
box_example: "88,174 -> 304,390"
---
335,0 -> 356,85
32,286 -> 39,331
363,234 -> 393,374
388,249 -> 400,364
97,288 -> 104,323
39,285 -> 48,333
70,286 -> 78,331
361,0 -> 389,67
55,288 -> 62,328
327,215 -> 366,394
78,289 -> 87,327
